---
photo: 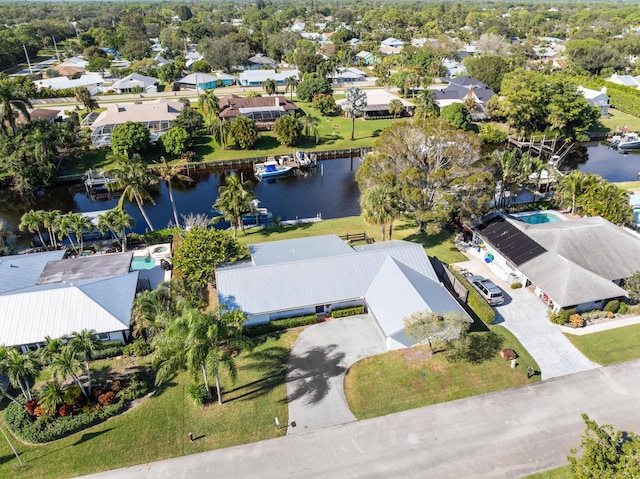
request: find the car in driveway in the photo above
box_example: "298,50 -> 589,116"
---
467,275 -> 504,305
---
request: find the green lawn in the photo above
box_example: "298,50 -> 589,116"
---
0,331 -> 298,479
70,102 -> 391,175
344,325 -> 540,420
615,180 -> 640,192
596,109 -> 640,133
564,324 -> 640,366
522,466 -> 572,479
235,216 -> 467,264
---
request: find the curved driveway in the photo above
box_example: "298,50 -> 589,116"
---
285,315 -> 386,435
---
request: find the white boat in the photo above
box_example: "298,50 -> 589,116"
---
614,132 -> 640,150
295,151 -> 317,168
254,160 -> 293,179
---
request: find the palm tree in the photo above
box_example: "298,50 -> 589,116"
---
388,99 -> 403,122
343,86 -> 368,141
58,212 -> 93,254
0,78 -> 32,136
557,170 -> 584,214
263,78 -> 277,96
414,89 -> 439,121
301,114 -> 320,144
155,156 -> 193,227
39,381 -> 65,412
491,148 -> 520,209
39,336 -> 67,366
41,210 -> 61,249
198,89 -> 219,121
1,348 -> 40,401
360,185 -> 399,241
210,118 -> 231,149
107,153 -> 158,231
285,76 -> 299,101
50,345 -> 88,398
97,207 -> 135,252
70,329 -> 99,396
74,87 -> 99,112
19,210 -> 46,248
212,174 -> 255,237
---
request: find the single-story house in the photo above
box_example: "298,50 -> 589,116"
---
90,98 -> 185,148
216,235 -> 470,350
246,54 -> 277,70
110,73 -> 159,93
238,69 -> 299,87
16,108 -> 63,124
218,94 -> 298,128
356,50 -> 377,65
337,89 -> 414,119
381,37 -> 404,49
577,86 -> 610,116
52,64 -> 85,78
177,72 -> 219,90
432,76 -> 495,119
349,38 -> 364,49
472,213 -> 640,312
35,74 -> 105,95
0,250 -> 139,353
606,73 -> 640,88
442,58 -> 467,77
328,67 -> 367,83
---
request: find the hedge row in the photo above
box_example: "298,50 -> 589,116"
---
244,314 -> 318,337
331,305 -> 366,318
575,75 -> 640,117
448,268 -> 496,325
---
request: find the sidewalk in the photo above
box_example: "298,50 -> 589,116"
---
559,314 -> 640,335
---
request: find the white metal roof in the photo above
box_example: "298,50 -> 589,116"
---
36,74 -> 104,90
0,272 -> 139,347
239,69 -> 299,83
248,235 -> 355,266
217,238 -> 442,317
179,72 -> 218,85
112,73 -> 158,90
0,250 -> 66,294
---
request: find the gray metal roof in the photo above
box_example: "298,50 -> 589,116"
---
365,257 -> 468,336
0,272 -> 139,347
38,252 -> 133,285
217,238 -> 441,316
0,250 -> 65,294
248,235 -> 356,266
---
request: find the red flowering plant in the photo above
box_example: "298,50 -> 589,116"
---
25,399 -> 39,415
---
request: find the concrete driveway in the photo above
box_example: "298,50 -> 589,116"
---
285,315 -> 386,435
454,254 -> 600,380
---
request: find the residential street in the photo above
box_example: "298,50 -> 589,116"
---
78,360 -> 640,479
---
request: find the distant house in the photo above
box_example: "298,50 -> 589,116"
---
246,54 -> 277,70
381,37 -> 404,49
473,213 -> 640,313
328,67 -> 367,84
442,58 -> 467,77
0,251 -> 139,353
577,86 -> 610,116
35,74 -> 105,95
16,108 -> 63,124
336,89 -> 413,119
110,73 -> 159,93
349,38 -> 364,49
238,69 -> 299,87
185,48 -> 204,69
432,76 -> 495,119
290,21 -> 305,32
356,50 -> 377,65
177,72 -> 219,90
218,94 -> 298,129
90,98 -> 186,148
216,235 -> 470,351
606,73 -> 640,89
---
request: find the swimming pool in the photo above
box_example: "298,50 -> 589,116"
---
511,211 -> 566,224
130,256 -> 157,270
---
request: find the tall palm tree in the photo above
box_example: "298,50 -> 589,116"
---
0,78 -> 32,136
41,210 -> 61,248
491,148 -> 520,209
301,114 -> 320,144
557,170 -> 584,214
59,212 -> 93,253
212,174 -> 255,237
50,345 -> 88,398
285,76 -> 299,101
70,329 -> 99,396
210,118 -> 231,149
155,156 -> 193,227
107,153 -> 158,231
263,78 -> 277,96
19,210 -> 46,248
39,336 -> 67,366
414,89 -> 439,121
97,207 -> 135,252
198,89 -> 219,121
388,99 -> 403,122
39,381 -> 65,412
1,348 -> 40,401
360,185 -> 399,241
343,86 -> 368,141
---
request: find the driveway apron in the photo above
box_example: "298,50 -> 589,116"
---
285,315 -> 386,435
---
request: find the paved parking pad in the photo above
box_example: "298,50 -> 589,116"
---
285,315 -> 386,435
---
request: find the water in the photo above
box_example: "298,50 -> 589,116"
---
511,211 -> 563,224
131,256 -> 157,270
0,157 -> 362,237
563,141 -> 640,182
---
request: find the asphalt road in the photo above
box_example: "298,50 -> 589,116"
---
78,359 -> 640,479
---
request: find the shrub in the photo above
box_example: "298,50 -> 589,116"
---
58,404 -> 72,417
449,268 -> 496,325
479,124 -> 508,143
510,282 -> 522,289
312,93 -> 337,115
569,314 -> 585,328
582,310 -> 608,321
188,383 -> 208,406
244,314 -> 318,337
25,399 -> 39,415
603,300 -> 619,313
618,302 -> 629,315
98,391 -> 117,406
548,310 -> 567,325
123,338 -> 152,357
331,305 -> 366,318
92,341 -> 123,360
446,331 -> 505,364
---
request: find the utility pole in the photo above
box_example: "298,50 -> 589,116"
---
52,35 -> 61,62
22,43 -> 33,74
0,422 -> 23,466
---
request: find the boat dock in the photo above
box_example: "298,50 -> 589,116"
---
84,169 -> 118,191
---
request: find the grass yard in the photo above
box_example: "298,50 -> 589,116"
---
0,331 -> 299,479
235,216 -> 467,264
344,325 -> 540,420
596,108 -> 640,133
522,466 -> 572,479
564,324 -> 640,366
615,180 -> 640,191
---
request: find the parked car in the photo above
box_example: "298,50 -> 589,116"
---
467,275 -> 504,305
